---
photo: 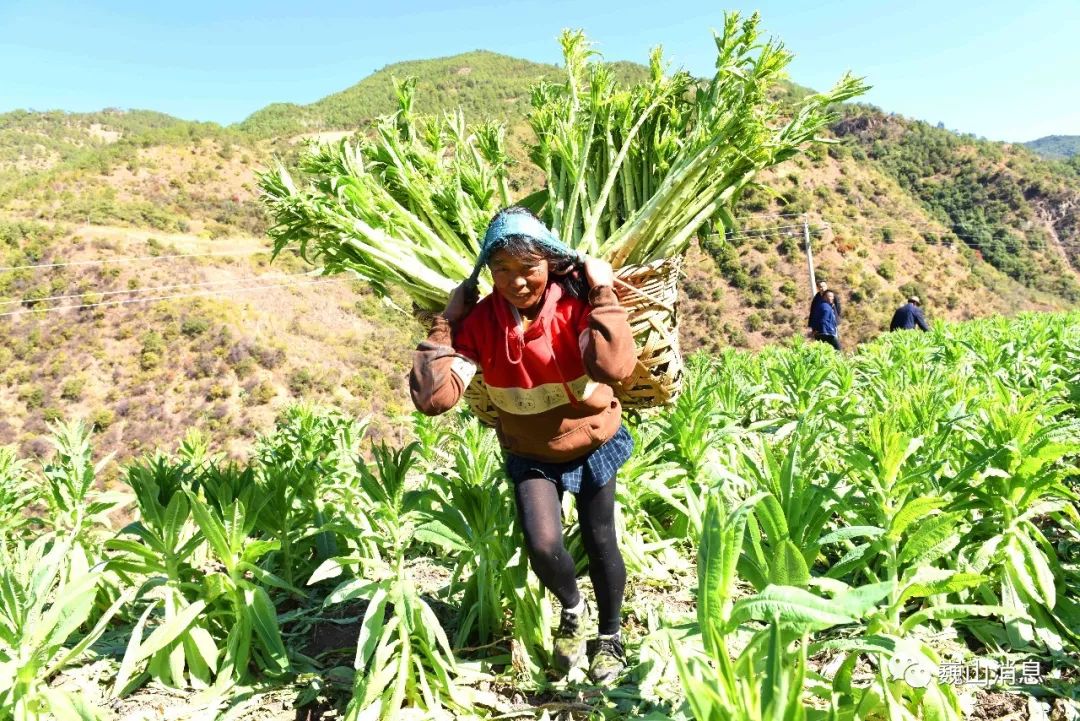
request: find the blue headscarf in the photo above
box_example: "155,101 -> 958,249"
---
465,209 -> 582,292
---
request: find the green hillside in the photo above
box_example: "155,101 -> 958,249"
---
237,51 -> 652,138
833,105 -> 1080,299
1026,134 -> 1080,159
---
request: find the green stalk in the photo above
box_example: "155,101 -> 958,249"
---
581,89 -> 674,251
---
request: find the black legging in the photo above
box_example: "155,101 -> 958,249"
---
814,333 -> 841,351
513,477 -> 626,635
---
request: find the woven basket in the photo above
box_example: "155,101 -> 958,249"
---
449,255 -> 684,427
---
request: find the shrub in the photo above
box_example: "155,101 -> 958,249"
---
246,380 -> 277,405
90,408 -> 115,430
232,357 -> 256,379
140,331 -> 165,370
206,383 -> 230,401
19,385 -> 44,409
779,236 -> 800,257
60,377 -> 86,401
252,344 -> 285,369
181,316 -> 211,337
139,352 -> 161,371
747,276 -> 774,308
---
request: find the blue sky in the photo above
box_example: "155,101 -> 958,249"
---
1,0 -> 1077,142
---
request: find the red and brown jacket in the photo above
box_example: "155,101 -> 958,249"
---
409,283 -> 636,462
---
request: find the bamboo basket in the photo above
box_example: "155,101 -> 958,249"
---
458,255 -> 684,427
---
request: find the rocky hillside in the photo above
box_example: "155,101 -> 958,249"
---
1,50 -> 1078,468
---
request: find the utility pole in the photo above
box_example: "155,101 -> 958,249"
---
803,215 -> 816,291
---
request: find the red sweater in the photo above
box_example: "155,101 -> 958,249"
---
410,283 -> 636,462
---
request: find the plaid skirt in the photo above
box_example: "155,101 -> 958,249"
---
504,425 -> 634,494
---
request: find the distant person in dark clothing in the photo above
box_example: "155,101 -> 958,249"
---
808,279 -> 842,329
810,290 -> 841,351
890,296 -> 930,332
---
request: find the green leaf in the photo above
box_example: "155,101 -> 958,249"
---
698,492 -> 764,644
182,631 -> 211,687
240,539 -> 280,565
187,626 -> 220,677
47,587 -> 133,679
754,493 -> 791,542
326,579 -> 381,606
826,541 -> 879,580
39,689 -> 98,721
1014,531 -> 1056,609
245,585 -> 289,673
162,492 -> 191,545
36,568 -> 101,657
104,539 -> 162,565
307,557 -> 346,586
830,581 -> 895,617
817,526 -> 884,545
356,586 -> 389,670
114,601 -> 158,697
769,539 -> 810,587
729,585 -> 856,632
131,599 -> 207,665
900,604 -> 1022,634
807,634 -> 898,656
899,570 -> 987,603
897,512 -> 963,567
237,561 -> 305,596
415,521 -> 470,553
1017,442 -> 1073,477
887,496 -> 947,541
219,611 -> 252,686
186,491 -> 234,573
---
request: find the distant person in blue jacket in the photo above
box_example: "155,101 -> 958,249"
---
807,279 -> 841,329
809,290 -> 841,351
889,296 -> 929,332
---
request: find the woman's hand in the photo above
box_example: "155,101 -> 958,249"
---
583,256 -> 614,289
443,283 -> 477,324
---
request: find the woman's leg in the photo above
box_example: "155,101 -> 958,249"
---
575,479 -> 626,636
513,477 -> 580,608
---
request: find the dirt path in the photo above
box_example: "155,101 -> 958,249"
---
2,212 -> 270,256
65,220 -> 270,255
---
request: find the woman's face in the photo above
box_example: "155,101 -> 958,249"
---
490,248 -> 549,311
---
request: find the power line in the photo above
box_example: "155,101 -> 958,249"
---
722,229 -> 821,243
824,233 -> 1080,250
724,223 -> 808,235
0,277 -> 345,319
0,249 -> 271,273
731,211 -> 1078,247
0,271 -> 317,307
814,218 -> 1080,247
731,212 -> 808,221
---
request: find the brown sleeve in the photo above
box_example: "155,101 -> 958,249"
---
409,315 -> 468,416
582,285 -> 637,385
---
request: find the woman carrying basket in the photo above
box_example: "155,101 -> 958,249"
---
409,205 -> 636,684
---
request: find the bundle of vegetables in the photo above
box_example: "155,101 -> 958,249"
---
258,12 -> 867,313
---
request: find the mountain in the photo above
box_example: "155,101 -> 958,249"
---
237,51 -> 651,139
0,50 -> 1078,465
1026,134 -> 1080,159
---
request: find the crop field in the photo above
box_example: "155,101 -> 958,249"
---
2,311 -> 1079,720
